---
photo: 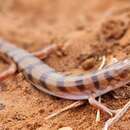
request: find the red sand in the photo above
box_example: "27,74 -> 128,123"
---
0,0 -> 130,130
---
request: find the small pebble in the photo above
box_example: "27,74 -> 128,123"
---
0,103 -> 5,110
58,127 -> 73,130
78,53 -> 96,63
81,58 -> 96,70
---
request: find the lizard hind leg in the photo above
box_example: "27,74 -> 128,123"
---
33,44 -> 60,60
0,53 -> 17,80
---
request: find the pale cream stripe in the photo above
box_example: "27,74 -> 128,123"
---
45,73 -> 62,93
31,64 -> 51,80
19,57 -> 39,68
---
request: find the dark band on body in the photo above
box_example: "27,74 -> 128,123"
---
24,61 -> 42,81
39,73 -> 52,90
104,71 -> 114,82
75,79 -> 86,92
91,75 -> 100,89
57,79 -> 69,92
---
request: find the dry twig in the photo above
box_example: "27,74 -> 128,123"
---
45,100 -> 86,120
103,101 -> 130,130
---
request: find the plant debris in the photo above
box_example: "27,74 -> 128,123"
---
58,127 -> 73,130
